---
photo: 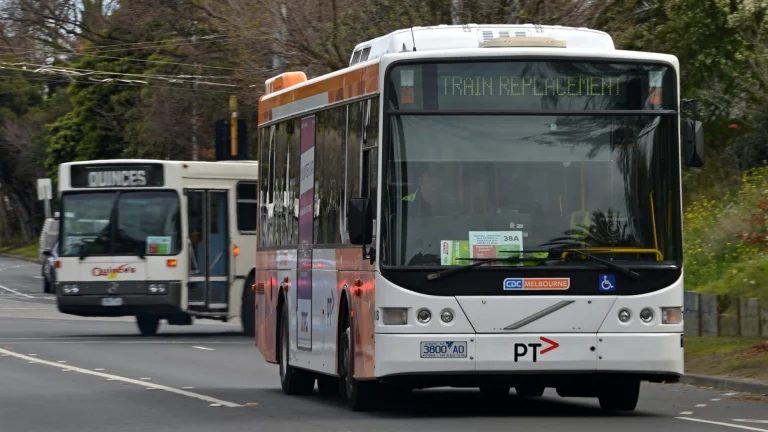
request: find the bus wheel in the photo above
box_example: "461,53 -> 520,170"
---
278,305 -> 314,395
339,320 -> 376,411
515,384 -> 545,397
598,379 -> 640,411
136,315 -> 160,336
241,275 -> 255,337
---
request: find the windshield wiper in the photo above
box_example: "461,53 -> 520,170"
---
558,248 -> 640,280
115,230 -> 146,259
426,251 -> 549,281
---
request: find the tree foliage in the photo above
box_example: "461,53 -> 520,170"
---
2,0 -> 768,243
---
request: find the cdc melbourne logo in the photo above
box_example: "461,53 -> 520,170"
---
503,278 -> 524,290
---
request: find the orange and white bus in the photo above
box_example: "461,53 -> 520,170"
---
255,24 -> 702,411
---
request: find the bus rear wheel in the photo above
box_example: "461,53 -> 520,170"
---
278,304 -> 314,395
241,274 -> 255,337
136,314 -> 159,336
598,379 -> 640,411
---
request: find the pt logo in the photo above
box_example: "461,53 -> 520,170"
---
513,337 -> 560,362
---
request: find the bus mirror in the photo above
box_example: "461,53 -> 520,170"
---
348,197 -> 372,245
683,119 -> 704,167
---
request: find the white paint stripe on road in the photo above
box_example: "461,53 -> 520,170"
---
192,346 -> 215,351
0,347 -> 242,408
735,420 -> 768,425
0,284 -> 33,298
0,265 -> 22,271
676,417 -> 768,432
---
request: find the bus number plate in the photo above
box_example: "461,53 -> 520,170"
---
100,297 -> 123,307
420,341 -> 467,358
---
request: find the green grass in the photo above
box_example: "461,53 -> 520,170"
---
0,241 -> 39,261
685,336 -> 768,382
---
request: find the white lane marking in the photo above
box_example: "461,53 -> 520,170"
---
695,403 -> 707,407
725,392 -> 738,396
192,346 -> 215,351
182,386 -> 195,389
680,411 -> 694,415
0,284 -> 33,298
140,377 -> 152,381
676,417 -> 768,432
0,348 -> 242,408
735,420 -> 768,425
711,398 -> 722,401
0,265 -> 22,271
94,368 -> 105,371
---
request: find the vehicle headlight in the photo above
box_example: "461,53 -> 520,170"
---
62,284 -> 80,294
618,308 -> 632,323
639,307 -> 654,323
662,307 -> 683,324
381,307 -> 408,325
416,308 -> 432,324
440,309 -> 454,323
148,283 -> 167,294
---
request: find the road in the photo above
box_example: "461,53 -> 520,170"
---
1,255 -> 766,432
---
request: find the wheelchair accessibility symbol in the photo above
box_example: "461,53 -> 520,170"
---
599,274 -> 616,292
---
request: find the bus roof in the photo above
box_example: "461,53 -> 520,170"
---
349,24 -> 614,66
259,25 -> 677,126
59,159 -> 258,192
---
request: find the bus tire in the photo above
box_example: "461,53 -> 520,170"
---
598,379 -> 640,411
340,317 -> 376,411
241,274 -> 255,337
278,305 -> 314,395
136,314 -> 160,336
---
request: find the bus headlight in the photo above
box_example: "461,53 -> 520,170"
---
440,309 -> 454,323
417,308 -> 432,324
639,307 -> 654,323
618,308 -> 632,323
62,284 -> 80,294
381,308 -> 408,325
148,283 -> 167,295
662,307 -> 683,324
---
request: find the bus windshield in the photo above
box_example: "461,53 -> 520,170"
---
60,191 -> 181,257
382,61 -> 681,268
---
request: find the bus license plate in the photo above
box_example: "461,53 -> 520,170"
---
420,341 -> 467,358
100,297 -> 123,307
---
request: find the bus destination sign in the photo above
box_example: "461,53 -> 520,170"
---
71,164 -> 165,188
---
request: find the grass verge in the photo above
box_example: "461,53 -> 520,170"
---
685,336 -> 768,382
0,241 -> 39,261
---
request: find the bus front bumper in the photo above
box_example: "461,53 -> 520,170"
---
56,281 -> 182,317
374,332 -> 683,381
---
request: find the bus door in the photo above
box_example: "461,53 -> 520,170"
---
186,189 -> 230,312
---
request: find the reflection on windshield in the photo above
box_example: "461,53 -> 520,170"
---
60,191 -> 181,257
382,115 -> 680,267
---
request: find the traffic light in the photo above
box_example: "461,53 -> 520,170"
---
214,119 -> 249,160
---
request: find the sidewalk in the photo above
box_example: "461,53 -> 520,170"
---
681,374 -> 768,395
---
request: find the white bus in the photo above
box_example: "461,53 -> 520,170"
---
55,159 -> 259,336
255,24 -> 703,411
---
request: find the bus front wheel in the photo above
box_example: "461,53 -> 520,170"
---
339,316 -> 376,411
598,379 -> 640,411
241,274 -> 255,337
278,305 -> 314,395
136,314 -> 159,336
